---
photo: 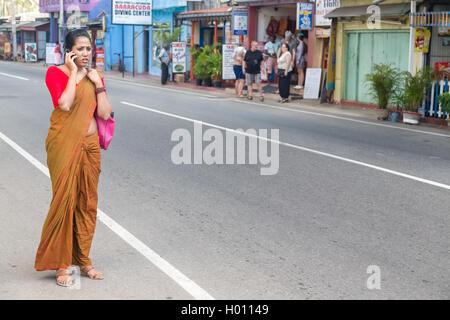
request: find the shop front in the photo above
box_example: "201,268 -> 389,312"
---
325,1 -> 412,105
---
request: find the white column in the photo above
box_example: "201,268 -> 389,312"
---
408,0 -> 416,74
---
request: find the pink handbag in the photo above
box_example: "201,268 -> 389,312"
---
95,110 -> 115,150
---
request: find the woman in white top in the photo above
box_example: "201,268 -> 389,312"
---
277,43 -> 292,103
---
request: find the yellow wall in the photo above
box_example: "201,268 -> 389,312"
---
333,0 -> 415,102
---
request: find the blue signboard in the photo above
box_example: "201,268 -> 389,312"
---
233,10 -> 248,36
297,2 -> 314,30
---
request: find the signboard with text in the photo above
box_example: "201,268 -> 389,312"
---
112,0 -> 152,25
233,10 -> 248,36
222,44 -> 236,80
315,0 -> 340,27
171,42 -> 186,73
304,68 -> 323,99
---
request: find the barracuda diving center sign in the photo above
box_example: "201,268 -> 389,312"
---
112,0 -> 152,25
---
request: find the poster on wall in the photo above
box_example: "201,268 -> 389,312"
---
414,27 -> 431,53
45,43 -> 62,65
25,43 -> 37,62
233,9 -> 248,36
304,68 -> 322,99
297,2 -> 314,31
171,42 -> 186,73
434,62 -> 450,80
315,0 -> 340,27
222,44 -> 236,80
112,0 -> 152,25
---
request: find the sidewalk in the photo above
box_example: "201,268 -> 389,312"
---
101,68 -> 449,132
4,60 -> 450,132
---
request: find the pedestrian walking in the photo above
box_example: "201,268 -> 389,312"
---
243,41 -> 264,102
295,33 -> 307,89
233,42 -> 246,98
35,29 -> 113,287
277,43 -> 293,103
159,44 -> 170,85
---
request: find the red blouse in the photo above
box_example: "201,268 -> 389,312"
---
45,65 -> 105,108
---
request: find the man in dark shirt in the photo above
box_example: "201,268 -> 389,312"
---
243,41 -> 264,101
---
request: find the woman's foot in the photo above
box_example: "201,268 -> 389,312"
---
56,268 -> 74,287
80,265 -> 104,280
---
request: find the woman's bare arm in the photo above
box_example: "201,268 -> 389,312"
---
57,52 -> 79,111
95,81 -> 113,120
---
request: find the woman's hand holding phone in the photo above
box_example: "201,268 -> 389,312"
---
65,50 -> 77,74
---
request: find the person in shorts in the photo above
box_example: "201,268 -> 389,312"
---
232,43 -> 246,98
243,41 -> 264,102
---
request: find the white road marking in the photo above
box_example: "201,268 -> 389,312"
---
121,100 -> 450,191
0,130 -> 214,300
0,72 -> 29,81
234,99 -> 450,139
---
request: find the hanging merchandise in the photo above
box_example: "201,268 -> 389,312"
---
278,17 -> 288,36
266,17 -> 279,37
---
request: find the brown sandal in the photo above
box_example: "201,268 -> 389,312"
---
56,268 -> 74,287
80,265 -> 104,280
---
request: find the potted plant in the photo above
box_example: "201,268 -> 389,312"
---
208,49 -> 222,88
401,67 -> 434,125
364,63 -> 399,121
438,92 -> 450,126
191,45 -> 213,86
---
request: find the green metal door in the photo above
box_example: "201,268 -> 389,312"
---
344,30 -> 409,103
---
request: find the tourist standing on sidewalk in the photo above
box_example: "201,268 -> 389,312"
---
264,35 -> 279,83
159,44 -> 170,85
243,41 -> 264,102
277,43 -> 293,103
35,29 -> 113,287
232,42 -> 246,98
295,33 -> 307,89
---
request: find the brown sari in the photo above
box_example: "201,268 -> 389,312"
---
35,75 -> 102,271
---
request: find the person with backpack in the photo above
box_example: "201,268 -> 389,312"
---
243,41 -> 264,102
295,33 -> 307,89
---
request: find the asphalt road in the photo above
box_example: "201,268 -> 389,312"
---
0,61 -> 449,299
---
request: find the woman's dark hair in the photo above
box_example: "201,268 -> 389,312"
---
282,43 -> 290,51
63,29 -> 91,52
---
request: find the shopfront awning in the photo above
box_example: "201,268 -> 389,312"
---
325,3 -> 410,19
177,6 -> 233,22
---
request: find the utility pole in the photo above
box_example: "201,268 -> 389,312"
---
11,0 -> 17,61
58,0 -> 64,45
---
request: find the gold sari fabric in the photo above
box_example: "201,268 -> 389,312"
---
35,75 -> 102,271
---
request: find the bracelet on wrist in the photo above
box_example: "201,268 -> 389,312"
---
95,87 -> 106,94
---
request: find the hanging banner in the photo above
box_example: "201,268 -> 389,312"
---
171,42 -> 186,73
222,44 -> 236,80
316,0 -> 340,27
414,27 -> 431,53
233,9 -> 248,36
297,2 -> 314,31
96,48 -> 105,71
112,0 -> 152,25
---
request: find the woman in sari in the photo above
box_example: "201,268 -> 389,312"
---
34,29 -> 113,287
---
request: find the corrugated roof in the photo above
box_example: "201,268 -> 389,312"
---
177,6 -> 233,22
